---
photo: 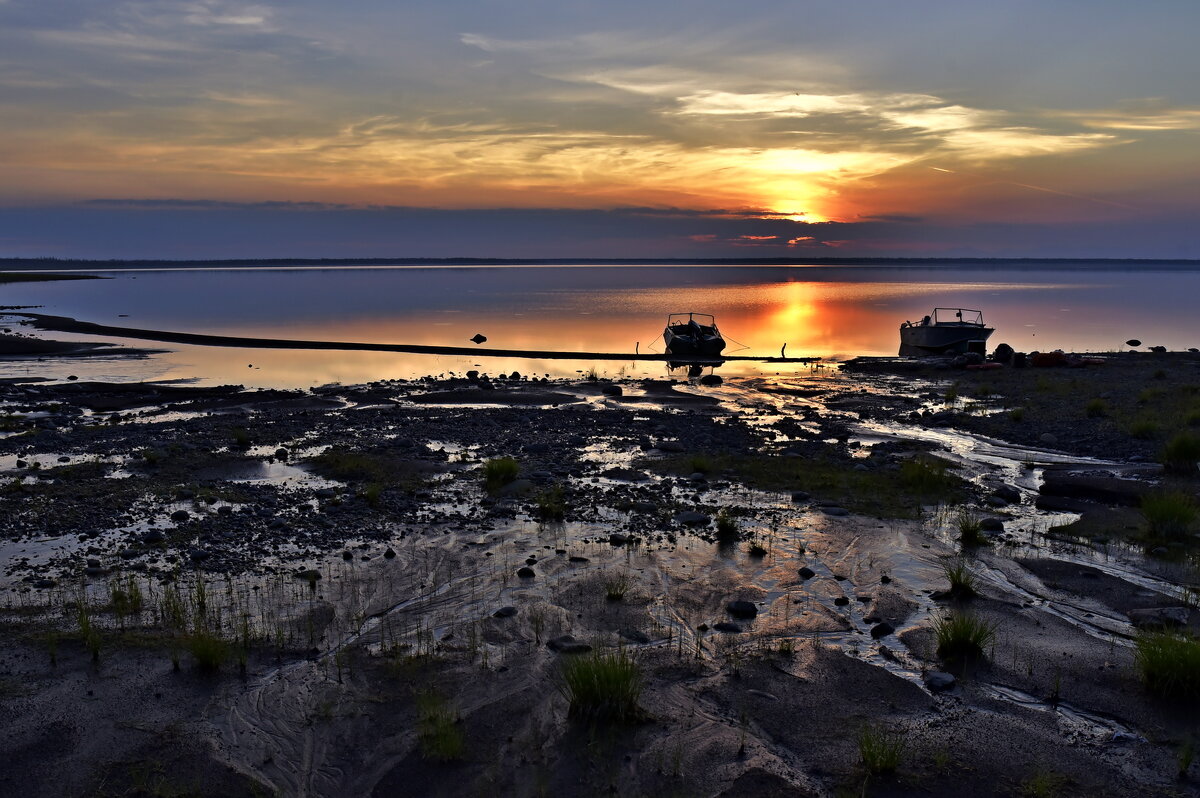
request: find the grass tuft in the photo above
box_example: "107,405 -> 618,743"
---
956,508 -> 990,547
1161,431 -> 1200,475
604,573 -> 630,601
535,484 -> 567,520
933,611 -> 997,663
1140,491 -> 1198,539
941,557 -> 978,599
559,649 -> 643,724
416,690 -> 464,761
483,456 -> 519,490
858,724 -> 906,775
1134,630 -> 1200,702
1085,398 -> 1108,418
188,627 -> 229,672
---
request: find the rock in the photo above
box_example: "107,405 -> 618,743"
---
547,635 -> 592,654
141,530 -> 164,544
1149,345 -> 1167,353
86,558 -> 101,568
655,440 -> 685,453
492,606 -> 517,618
516,566 -> 536,579
726,600 -> 758,619
821,506 -> 850,517
568,555 -> 590,563
993,485 -> 1022,504
673,510 -> 710,526
608,533 -> 630,546
383,547 -> 396,559
1039,433 -> 1058,445
688,472 -> 706,482
600,384 -> 623,397
925,672 -> 957,692
169,509 -> 190,522
833,596 -> 850,607
496,478 -> 536,498
790,491 -> 810,503
713,622 -> 743,633
699,374 -> 723,386
84,566 -> 105,577
32,578 -> 55,589
342,550 -> 353,561
188,548 -> 211,562
1128,607 -> 1189,629
980,517 -> 1005,532
1039,473 -> 1149,506
992,343 -> 1014,363
296,568 -> 321,581
798,566 -> 816,579
870,622 -> 895,639
621,629 -> 651,644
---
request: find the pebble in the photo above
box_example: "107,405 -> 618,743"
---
925,672 -> 957,692
726,600 -> 758,619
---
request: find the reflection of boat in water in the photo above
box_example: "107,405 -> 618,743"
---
668,360 -> 725,378
664,313 -> 726,357
899,308 -> 993,356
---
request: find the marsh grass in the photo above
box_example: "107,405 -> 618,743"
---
188,627 -> 229,671
941,557 -> 978,599
933,611 -> 997,663
483,456 -> 519,490
655,452 -> 963,519
1178,739 -> 1195,780
858,724 -> 905,775
417,690 -> 464,761
1161,431 -> 1200,475
716,509 -> 737,539
559,649 -> 643,724
1134,631 -> 1200,702
309,449 -> 429,493
687,454 -> 714,474
1129,418 -> 1161,440
956,509 -> 990,547
1140,491 -> 1198,539
535,485 -> 567,520
1008,407 -> 1026,422
1085,398 -> 1108,418
1019,768 -> 1069,798
604,573 -> 630,601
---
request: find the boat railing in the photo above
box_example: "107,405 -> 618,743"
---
931,308 -> 984,325
667,312 -> 717,328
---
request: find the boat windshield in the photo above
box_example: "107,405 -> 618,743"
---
931,308 -> 984,325
667,312 -> 717,327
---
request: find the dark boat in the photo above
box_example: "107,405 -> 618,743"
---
664,312 -> 726,357
899,308 -> 993,356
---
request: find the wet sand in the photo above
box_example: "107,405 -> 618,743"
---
0,355 -> 1197,797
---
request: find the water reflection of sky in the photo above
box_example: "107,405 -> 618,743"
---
3,265 -> 1199,388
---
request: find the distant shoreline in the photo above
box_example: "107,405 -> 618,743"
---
0,272 -> 102,283
2,256 -> 1200,271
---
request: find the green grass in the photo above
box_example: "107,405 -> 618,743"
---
933,611 -> 997,662
416,690 -> 464,761
1140,491 -> 1198,539
858,724 -> 906,775
1085,398 -> 1108,418
716,509 -> 737,538
230,427 -> 251,448
559,649 -> 643,724
309,449 -> 429,492
188,628 -> 229,672
941,557 -> 978,599
535,484 -> 567,520
1129,419 -> 1161,439
956,508 -> 990,547
687,454 -> 714,474
1178,738 -> 1195,780
1161,431 -> 1200,475
483,456 -> 519,490
653,452 -> 964,519
1019,769 -> 1069,798
1008,407 -> 1026,423
1134,631 -> 1200,702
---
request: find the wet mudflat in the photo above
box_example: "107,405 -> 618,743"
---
0,356 -> 1198,797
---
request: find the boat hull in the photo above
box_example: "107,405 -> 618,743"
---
664,330 -> 726,357
899,325 -> 993,356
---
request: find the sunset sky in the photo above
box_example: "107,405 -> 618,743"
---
1,0 -> 1197,259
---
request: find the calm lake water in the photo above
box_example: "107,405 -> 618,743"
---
3,264 -> 1199,388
